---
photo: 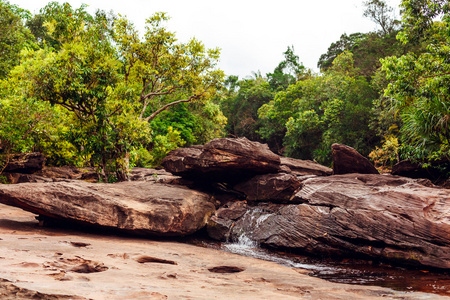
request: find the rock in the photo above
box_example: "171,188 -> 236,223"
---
0,181 -> 215,236
129,167 -> 185,185
234,173 -> 301,203
391,159 -> 445,182
280,157 -> 332,176
3,152 -> 46,174
35,166 -> 88,180
209,174 -> 450,270
207,201 -> 248,241
1,204 -> 434,300
162,137 -> 281,183
3,173 -> 53,184
331,144 -> 378,175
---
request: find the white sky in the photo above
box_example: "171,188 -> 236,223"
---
10,0 -> 402,78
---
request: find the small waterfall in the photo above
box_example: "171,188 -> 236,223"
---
222,207 -> 333,271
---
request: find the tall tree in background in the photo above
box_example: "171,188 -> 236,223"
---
267,46 -> 305,91
363,0 -> 400,35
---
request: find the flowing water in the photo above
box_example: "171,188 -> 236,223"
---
188,233 -> 450,297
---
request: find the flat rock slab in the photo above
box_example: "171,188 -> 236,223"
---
0,203 -> 442,300
0,181 -> 215,236
210,174 -> 450,270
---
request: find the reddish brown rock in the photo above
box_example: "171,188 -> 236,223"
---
234,173 -> 301,203
0,181 -> 215,236
162,138 -> 281,182
280,157 -> 332,176
332,144 -> 378,175
207,201 -> 248,241
209,174 -> 450,270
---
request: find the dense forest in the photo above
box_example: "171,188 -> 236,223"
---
0,0 -> 449,182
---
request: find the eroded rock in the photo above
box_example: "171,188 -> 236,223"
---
3,152 -> 46,174
209,174 -> 450,270
0,181 -> 215,236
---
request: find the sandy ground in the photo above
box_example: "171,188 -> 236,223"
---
0,203 -> 446,300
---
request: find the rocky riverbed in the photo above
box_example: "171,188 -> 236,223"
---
0,203 -> 446,299
1,137 -> 449,299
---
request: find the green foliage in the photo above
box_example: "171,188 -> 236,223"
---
132,147 -> 153,168
221,77 -> 274,142
150,101 -> 226,146
2,4 -> 224,181
317,33 -> 366,71
260,52 -> 377,165
149,127 -> 186,167
381,1 -> 450,163
369,135 -> 399,170
267,46 -> 305,91
0,0 -> 34,79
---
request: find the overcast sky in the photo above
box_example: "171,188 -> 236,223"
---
10,0 -> 402,78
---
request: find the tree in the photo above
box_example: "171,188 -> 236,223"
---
267,46 -> 305,91
221,76 -> 274,142
363,0 -> 400,35
6,3 -> 224,181
381,1 -> 450,163
260,52 -> 377,164
317,33 -> 366,71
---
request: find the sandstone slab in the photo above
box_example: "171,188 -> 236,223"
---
0,181 -> 215,236
233,173 -> 301,203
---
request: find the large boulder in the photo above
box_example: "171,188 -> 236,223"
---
279,157 -> 332,176
162,137 -> 281,183
208,174 -> 450,270
3,152 -> 46,174
0,181 -> 215,236
332,144 -> 378,175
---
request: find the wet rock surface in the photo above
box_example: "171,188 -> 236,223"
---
0,181 -> 215,236
208,173 -> 450,270
0,203 -> 443,299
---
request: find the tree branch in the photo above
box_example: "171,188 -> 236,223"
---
144,92 -> 205,122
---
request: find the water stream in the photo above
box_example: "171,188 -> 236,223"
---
188,233 -> 450,297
